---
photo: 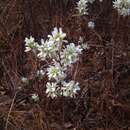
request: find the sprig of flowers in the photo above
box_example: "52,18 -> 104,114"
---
113,0 -> 130,16
24,27 -> 88,98
24,36 -> 39,53
76,0 -> 97,15
37,39 -> 58,60
46,82 -> 58,98
77,0 -> 88,15
48,27 -> 66,43
61,81 -> 80,97
60,43 -> 83,67
47,62 -> 66,82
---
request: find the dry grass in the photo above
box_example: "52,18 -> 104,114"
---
0,0 -> 130,130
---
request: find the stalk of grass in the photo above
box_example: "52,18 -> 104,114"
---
49,0 -> 69,8
63,0 -> 69,8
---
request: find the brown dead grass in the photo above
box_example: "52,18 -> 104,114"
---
0,0 -> 130,130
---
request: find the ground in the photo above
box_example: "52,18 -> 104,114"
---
0,0 -> 130,130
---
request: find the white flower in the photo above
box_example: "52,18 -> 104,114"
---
24,36 -> 38,52
37,39 -> 58,60
47,62 -> 66,81
48,27 -> 66,43
46,82 -> 58,98
77,0 -> 88,15
37,39 -> 48,60
113,0 -> 130,16
76,0 -> 96,15
31,93 -> 39,102
61,43 -> 83,67
21,77 -> 28,84
36,69 -> 45,77
88,21 -> 95,29
61,81 -> 80,97
47,65 -> 59,80
25,36 -> 34,45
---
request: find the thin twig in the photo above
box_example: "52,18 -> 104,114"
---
5,92 -> 17,130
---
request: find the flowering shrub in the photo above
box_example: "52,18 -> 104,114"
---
113,0 -> 130,16
1,0 -> 130,129
24,27 -> 88,98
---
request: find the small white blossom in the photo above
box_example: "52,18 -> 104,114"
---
77,0 -> 88,15
61,81 -> 80,97
76,0 -> 96,15
31,93 -> 39,102
46,82 -> 58,98
21,77 -> 28,84
24,36 -> 38,52
48,27 -> 66,44
36,69 -> 45,77
88,21 -> 95,29
61,43 -> 83,67
113,0 -> 130,16
37,39 -> 58,60
47,62 -> 66,81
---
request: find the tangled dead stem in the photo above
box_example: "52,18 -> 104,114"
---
0,0 -> 130,130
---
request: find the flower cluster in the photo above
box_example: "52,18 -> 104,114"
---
77,0 -> 104,15
47,61 -> 66,82
77,0 -> 88,15
24,27 -> 88,98
61,81 -> 80,97
24,36 -> 39,53
113,0 -> 130,16
60,43 -> 83,67
46,82 -> 58,98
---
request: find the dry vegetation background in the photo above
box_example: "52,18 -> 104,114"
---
0,0 -> 130,130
